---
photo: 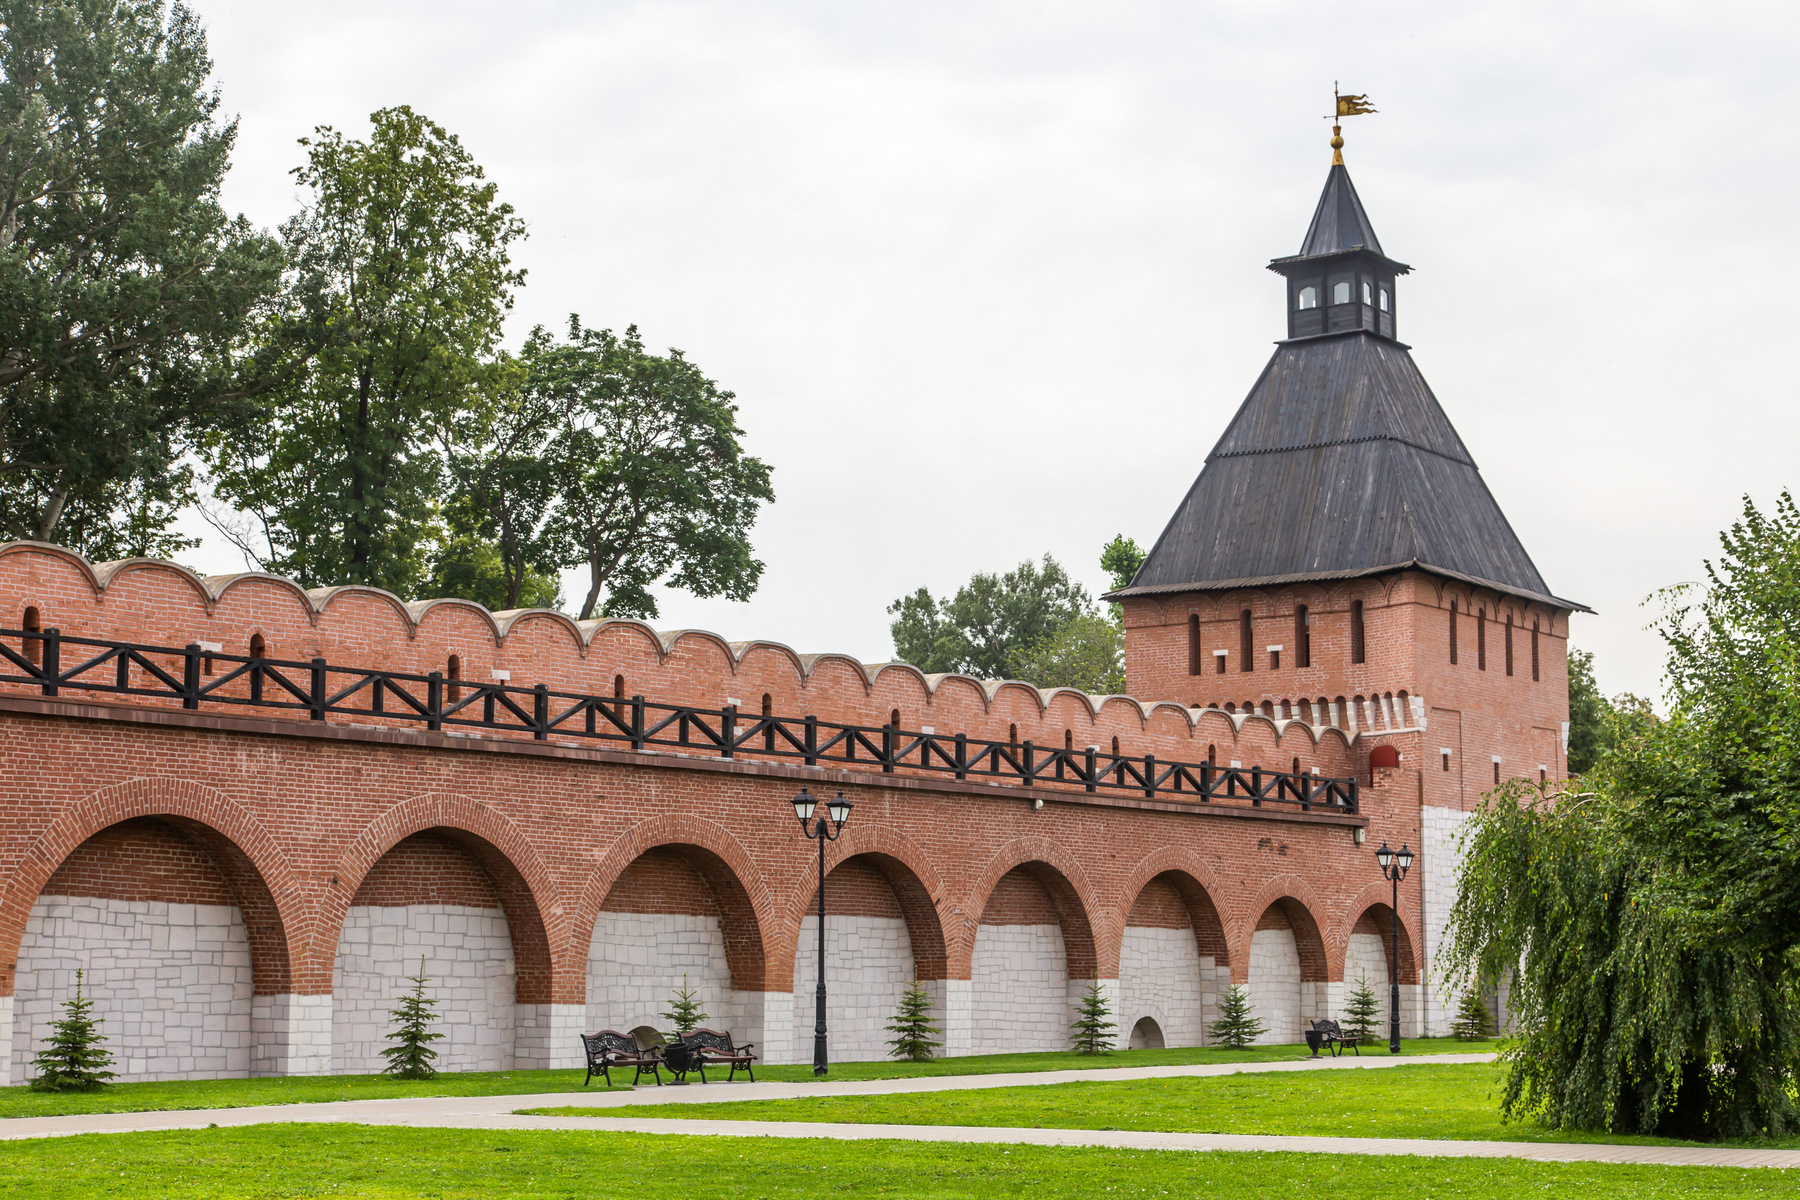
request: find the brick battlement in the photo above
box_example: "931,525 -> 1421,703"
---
0,542 -> 1362,782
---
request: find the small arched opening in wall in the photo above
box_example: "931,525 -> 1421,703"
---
1343,904 -> 1420,1037
762,694 -> 774,752
588,844 -> 768,1055
1119,871 -> 1230,1050
13,816 -> 292,1083
793,852 -> 948,1062
248,633 -> 266,659
970,862 -> 1098,1054
1130,1016 -> 1165,1049
447,654 -> 462,702
21,604 -> 40,666
1245,897 -> 1329,1045
332,828 -> 552,1075
1369,743 -> 1400,783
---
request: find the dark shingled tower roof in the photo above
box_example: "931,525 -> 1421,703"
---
1113,162 -> 1586,612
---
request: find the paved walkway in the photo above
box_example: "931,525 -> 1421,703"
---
4,1052 -> 1796,1168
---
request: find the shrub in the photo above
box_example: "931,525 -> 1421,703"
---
30,970 -> 115,1092
885,977 -> 942,1062
1207,984 -> 1265,1050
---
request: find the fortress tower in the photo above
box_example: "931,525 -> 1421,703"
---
1110,144 -> 1586,1030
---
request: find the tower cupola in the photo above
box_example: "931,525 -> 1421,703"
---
1267,161 -> 1410,341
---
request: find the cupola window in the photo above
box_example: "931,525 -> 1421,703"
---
1297,286 -> 1318,310
1332,281 -> 1351,305
1362,280 -> 1372,304
1379,287 -> 1390,312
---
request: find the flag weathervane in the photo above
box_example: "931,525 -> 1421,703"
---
1326,82 -> 1376,165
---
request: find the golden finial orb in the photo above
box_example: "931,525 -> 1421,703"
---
1330,124 -> 1345,165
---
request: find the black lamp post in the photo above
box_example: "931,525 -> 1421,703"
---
1374,841 -> 1414,1054
792,787 -> 852,1076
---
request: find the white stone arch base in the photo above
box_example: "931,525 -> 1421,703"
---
971,921 -> 1069,1053
14,897 -> 254,1082
586,911 -> 765,1051
792,912 -> 916,1062
1118,927 -> 1219,1048
332,904 -> 516,1073
1247,927 -> 1326,1044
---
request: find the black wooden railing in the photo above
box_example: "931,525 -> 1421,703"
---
0,627 -> 1357,814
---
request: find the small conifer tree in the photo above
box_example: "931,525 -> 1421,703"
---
1207,984 -> 1266,1049
1451,990 -> 1493,1041
1343,971 -> 1382,1045
660,974 -> 709,1040
381,956 -> 443,1079
885,977 -> 943,1062
30,970 -> 116,1092
1069,981 -> 1117,1054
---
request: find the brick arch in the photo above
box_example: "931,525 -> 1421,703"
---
1114,847 -> 1232,972
325,793 -> 559,1003
965,837 -> 1105,978
1334,880 -> 1420,983
1234,874 -> 1330,985
787,823 -> 954,983
0,777 -> 304,998
573,814 -> 777,993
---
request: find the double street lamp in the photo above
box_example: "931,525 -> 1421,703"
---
1373,841 -> 1414,1054
791,787 -> 853,1076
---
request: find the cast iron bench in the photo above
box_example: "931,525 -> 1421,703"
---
683,1028 -> 757,1082
580,1029 -> 664,1086
1308,1018 -> 1360,1057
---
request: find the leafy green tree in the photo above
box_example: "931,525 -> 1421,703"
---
1446,492 -> 1800,1139
534,320 -> 774,621
660,973 -> 708,1040
1342,972 -> 1380,1045
889,555 -> 1094,679
1069,981 -> 1116,1054
429,366 -> 563,610
1567,646 -> 1659,774
885,977 -> 942,1062
205,106 -> 524,596
380,956 -> 442,1079
1207,984 -> 1264,1049
1100,533 -> 1146,594
0,0 -> 282,556
30,969 -> 114,1091
1012,613 -> 1125,693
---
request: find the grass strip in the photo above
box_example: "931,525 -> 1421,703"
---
0,1124 -> 1788,1198
532,1062 -> 1800,1151
0,1038 -> 1477,1118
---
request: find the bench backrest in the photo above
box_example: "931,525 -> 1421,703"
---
583,1030 -> 643,1059
1312,1019 -> 1345,1036
687,1028 -> 737,1054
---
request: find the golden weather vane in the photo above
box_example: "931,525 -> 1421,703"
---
1326,82 -> 1376,165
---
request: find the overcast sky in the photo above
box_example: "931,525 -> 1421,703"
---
177,0 -> 1800,704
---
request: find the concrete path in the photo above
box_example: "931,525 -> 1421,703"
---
4,1052 -> 1796,1168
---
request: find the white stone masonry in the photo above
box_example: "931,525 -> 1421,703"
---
970,923 -> 1068,1053
332,904 -> 515,1074
791,914 -> 916,1063
14,897 -> 254,1083
1247,927 -> 1310,1044
587,912 -> 756,1048
1421,805 -> 1473,1037
1118,926 -> 1216,1048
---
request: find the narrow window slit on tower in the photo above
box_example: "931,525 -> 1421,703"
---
1350,599 -> 1365,664
448,654 -> 461,702
1449,600 -> 1459,664
23,605 -> 40,666
1240,609 -> 1253,673
1187,613 -> 1201,676
1505,614 -> 1514,676
1532,620 -> 1541,682
763,694 -> 775,751
1295,605 -> 1310,668
1478,607 -> 1487,671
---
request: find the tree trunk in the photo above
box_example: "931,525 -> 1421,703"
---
34,480 -> 69,543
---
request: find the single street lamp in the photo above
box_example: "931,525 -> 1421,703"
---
1374,841 -> 1414,1054
792,787 -> 853,1075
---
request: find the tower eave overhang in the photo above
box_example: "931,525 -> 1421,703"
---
1105,560 -> 1592,615
1267,248 -> 1412,276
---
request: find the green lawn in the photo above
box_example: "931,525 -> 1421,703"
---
0,1125 -> 1786,1198
0,1038 -> 1477,1119
535,1061 -> 1797,1151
